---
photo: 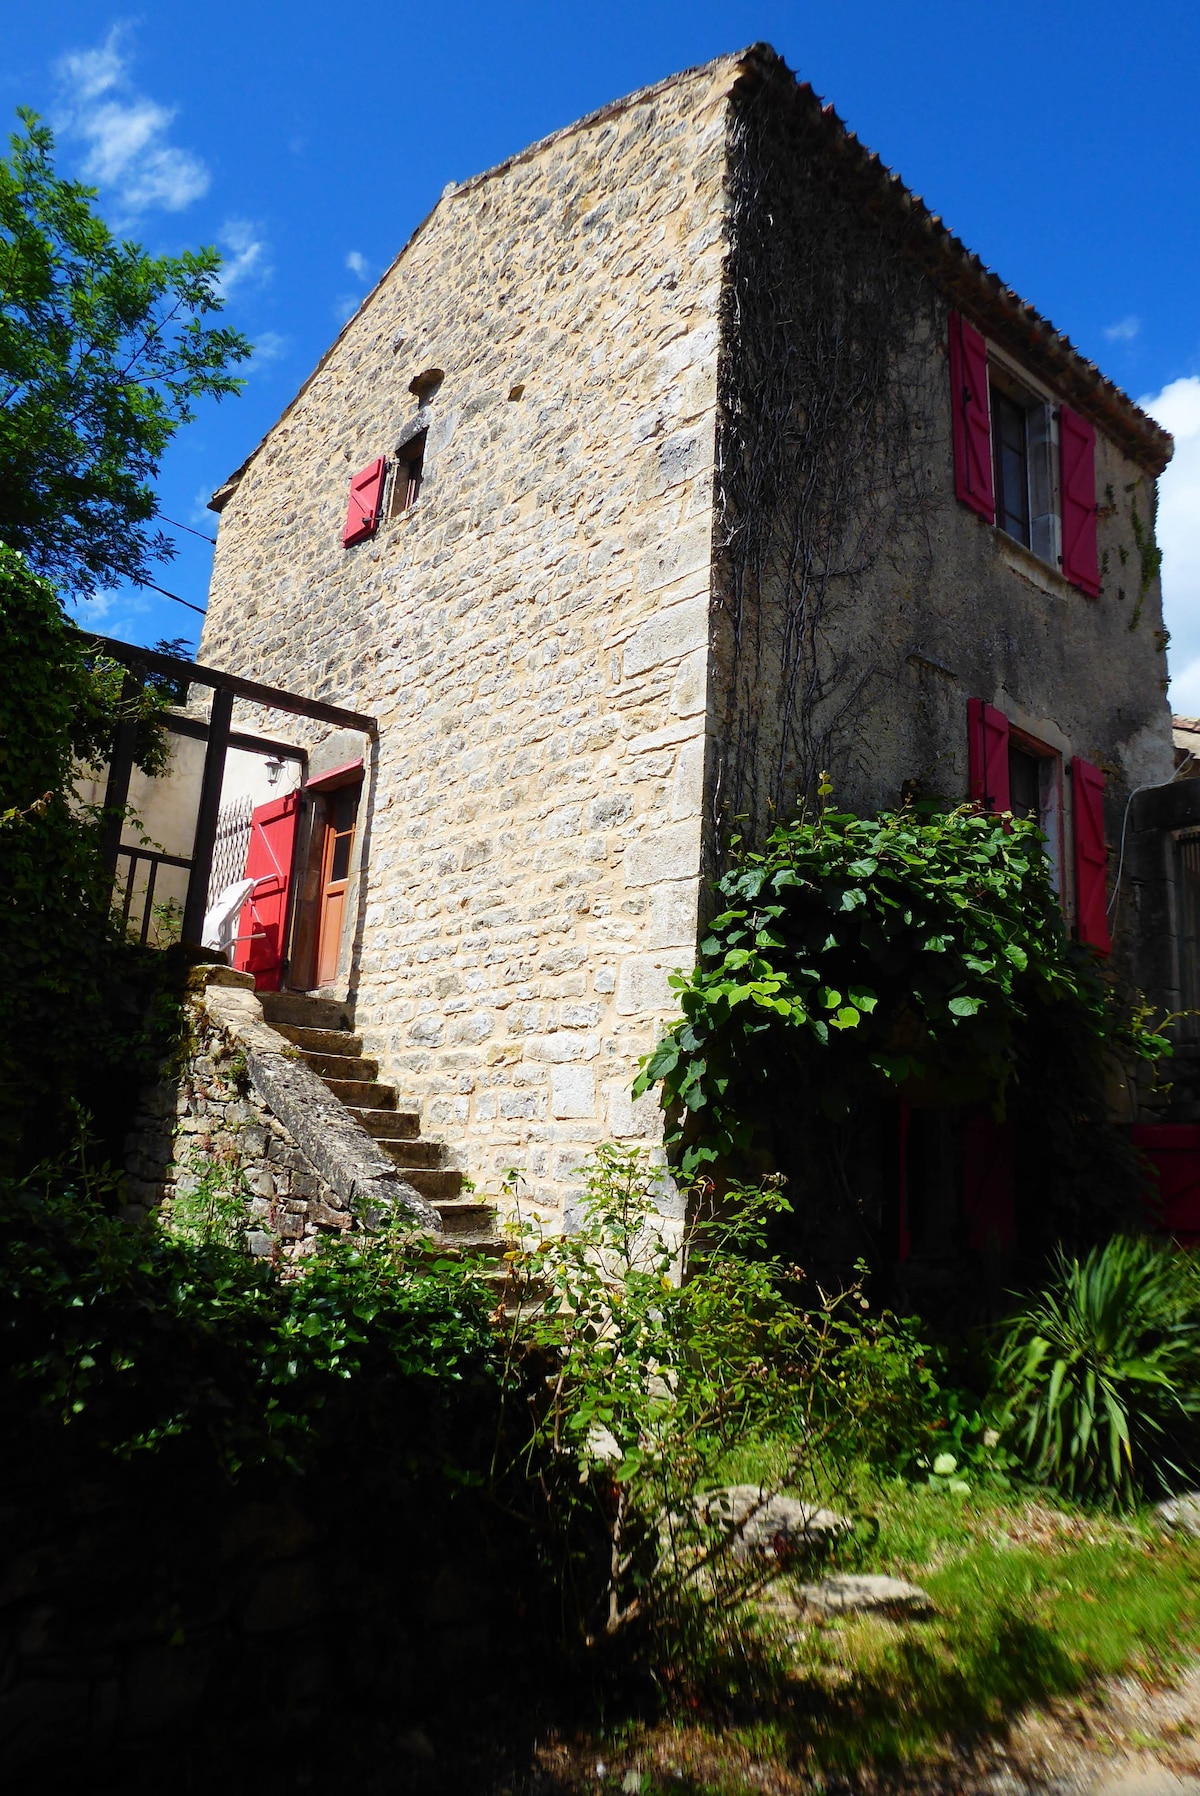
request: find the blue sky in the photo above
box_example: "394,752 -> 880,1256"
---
6,2 -> 1200,700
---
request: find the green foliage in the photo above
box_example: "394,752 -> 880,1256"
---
497,1147 -> 946,1651
0,545 -> 173,1161
1128,482 -> 1163,634
993,1235 -> 1200,1507
0,111 -> 250,598
0,1146 -> 500,1477
164,1154 -> 251,1250
635,800 -> 1166,1179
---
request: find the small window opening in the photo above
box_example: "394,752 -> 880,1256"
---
992,387 -> 1031,547
1008,732 -> 1064,896
390,432 -> 425,515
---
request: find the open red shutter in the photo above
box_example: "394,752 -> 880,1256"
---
342,457 -> 386,547
1072,756 -> 1110,952
233,789 -> 300,991
968,698 -> 1010,811
1060,406 -> 1100,596
949,312 -> 995,522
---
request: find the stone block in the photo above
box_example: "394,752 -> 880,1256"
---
615,956 -> 684,1016
621,592 -> 709,677
624,820 -> 702,886
550,1065 -> 595,1118
643,879 -> 699,951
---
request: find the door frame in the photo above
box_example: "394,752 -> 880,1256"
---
289,758 -> 364,992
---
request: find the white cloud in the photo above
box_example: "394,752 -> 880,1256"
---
1104,315 -> 1141,344
216,218 -> 271,295
332,293 -> 361,323
55,26 -> 209,214
1140,376 -> 1200,712
251,330 -> 290,365
345,250 -> 370,281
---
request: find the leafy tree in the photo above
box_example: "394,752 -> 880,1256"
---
0,110 -> 250,599
0,545 -> 169,1164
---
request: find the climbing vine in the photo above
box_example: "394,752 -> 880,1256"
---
710,67 -> 939,861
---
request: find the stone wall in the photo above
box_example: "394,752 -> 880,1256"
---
199,58 -> 742,1219
196,45 -> 1176,1224
121,965 -> 438,1257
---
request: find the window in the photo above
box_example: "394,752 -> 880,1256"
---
967,700 -> 1066,900
390,431 -> 425,516
950,311 -> 1099,596
990,374 -> 1057,564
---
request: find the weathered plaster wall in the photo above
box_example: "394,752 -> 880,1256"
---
200,61 -> 741,1216
713,62 -> 1174,988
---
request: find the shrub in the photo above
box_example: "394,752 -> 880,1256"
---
496,1146 -> 953,1658
0,1145 -> 501,1478
993,1234 -> 1200,1507
633,798 -> 1167,1257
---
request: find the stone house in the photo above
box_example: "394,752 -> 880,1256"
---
193,44 -> 1185,1249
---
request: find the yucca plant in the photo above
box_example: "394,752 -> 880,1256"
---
994,1235 -> 1200,1508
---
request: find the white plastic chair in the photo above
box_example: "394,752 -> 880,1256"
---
201,877 -> 257,962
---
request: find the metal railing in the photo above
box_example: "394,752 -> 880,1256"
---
115,844 -> 193,947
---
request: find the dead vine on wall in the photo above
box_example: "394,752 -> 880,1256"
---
710,72 -> 941,862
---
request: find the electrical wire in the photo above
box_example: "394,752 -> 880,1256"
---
1107,751 -> 1197,933
133,577 -> 207,617
155,511 -> 217,546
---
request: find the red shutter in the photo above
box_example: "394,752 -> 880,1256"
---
233,790 -> 300,990
1072,756 -> 1110,952
949,312 -> 995,522
342,457 -> 386,547
962,1114 -> 1015,1254
1131,1124 -> 1200,1242
968,698 -> 1010,811
1060,406 -> 1100,597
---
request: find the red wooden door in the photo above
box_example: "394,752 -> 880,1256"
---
234,790 -> 299,990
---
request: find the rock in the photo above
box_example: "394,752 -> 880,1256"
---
1154,1493 -> 1200,1539
694,1486 -> 850,1561
785,1573 -> 934,1618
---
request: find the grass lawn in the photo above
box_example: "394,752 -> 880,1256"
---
541,1478 -> 1200,1795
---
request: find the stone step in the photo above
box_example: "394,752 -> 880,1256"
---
261,991 -> 353,1032
302,1049 -> 379,1082
377,1137 -> 444,1170
272,1023 -> 364,1057
321,1077 -> 395,1110
402,1163 -> 467,1206
350,1106 -> 421,1141
429,1196 -> 492,1231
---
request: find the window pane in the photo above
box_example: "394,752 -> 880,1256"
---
1008,746 -> 1041,823
992,389 -> 1031,546
330,828 -> 352,883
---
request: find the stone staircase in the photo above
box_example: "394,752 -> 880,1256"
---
259,991 -> 501,1251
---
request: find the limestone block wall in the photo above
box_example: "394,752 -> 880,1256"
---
199,58 -> 746,1216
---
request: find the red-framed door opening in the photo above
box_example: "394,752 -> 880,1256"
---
233,789 -> 300,990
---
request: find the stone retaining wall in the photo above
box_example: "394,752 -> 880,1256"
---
121,964 -> 438,1259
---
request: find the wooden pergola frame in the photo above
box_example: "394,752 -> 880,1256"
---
82,633 -> 377,948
